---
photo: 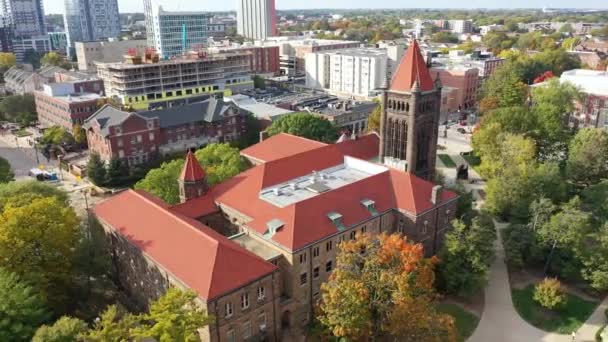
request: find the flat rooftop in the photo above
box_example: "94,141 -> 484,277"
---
321,47 -> 387,57
260,156 -> 387,208
560,69 -> 608,95
230,233 -> 281,261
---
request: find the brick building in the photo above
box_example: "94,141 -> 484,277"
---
559,69 -> 608,128
34,83 -> 104,131
430,66 -> 479,111
90,40 -> 457,341
83,96 -> 245,165
210,45 -> 280,75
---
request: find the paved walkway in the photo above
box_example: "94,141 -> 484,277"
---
576,297 -> 608,342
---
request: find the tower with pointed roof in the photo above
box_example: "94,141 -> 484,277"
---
379,40 -> 442,180
178,150 -> 208,203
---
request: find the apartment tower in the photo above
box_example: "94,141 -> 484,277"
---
236,0 -> 276,40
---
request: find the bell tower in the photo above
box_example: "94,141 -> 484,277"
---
178,150 -> 209,203
379,40 -> 442,181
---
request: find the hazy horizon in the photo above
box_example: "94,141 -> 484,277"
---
42,0 -> 608,16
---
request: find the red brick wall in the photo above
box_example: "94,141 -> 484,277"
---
35,92 -> 101,131
245,46 -> 280,75
431,68 -> 480,110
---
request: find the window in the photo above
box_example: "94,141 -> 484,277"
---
241,293 -> 249,309
326,240 -> 333,251
149,132 -> 155,141
137,135 -> 142,143
118,149 -> 124,158
257,286 -> 265,301
117,138 -> 123,147
326,261 -> 333,272
350,231 -> 356,240
398,218 -> 405,233
299,253 -> 307,264
361,226 -> 367,233
312,246 -> 319,258
242,321 -> 251,339
130,136 -> 137,144
422,220 -> 428,235
258,311 -> 267,331
114,127 -> 121,134
300,272 -> 307,285
225,302 -> 233,317
313,266 -> 319,279
226,329 -> 235,342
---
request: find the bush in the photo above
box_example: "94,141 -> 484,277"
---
533,278 -> 567,310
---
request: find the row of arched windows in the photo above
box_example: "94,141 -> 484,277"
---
387,99 -> 410,113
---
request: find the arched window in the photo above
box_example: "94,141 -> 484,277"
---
405,102 -> 409,112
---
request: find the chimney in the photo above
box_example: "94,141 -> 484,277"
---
259,130 -> 269,142
431,185 -> 443,205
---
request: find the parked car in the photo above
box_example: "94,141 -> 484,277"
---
457,128 -> 466,134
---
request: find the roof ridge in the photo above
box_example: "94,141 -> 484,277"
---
276,133 -> 327,146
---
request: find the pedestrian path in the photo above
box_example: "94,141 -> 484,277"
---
575,297 -> 608,342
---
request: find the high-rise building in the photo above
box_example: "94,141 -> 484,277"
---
143,0 -> 154,47
380,40 -> 442,180
236,0 -> 276,40
63,0 -> 120,57
149,6 -> 210,59
2,0 -> 45,38
2,0 -> 50,60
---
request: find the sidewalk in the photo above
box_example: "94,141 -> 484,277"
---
575,297 -> 608,342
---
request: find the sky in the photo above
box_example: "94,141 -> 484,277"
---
42,0 -> 607,15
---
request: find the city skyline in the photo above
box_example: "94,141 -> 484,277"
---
41,0 -> 608,15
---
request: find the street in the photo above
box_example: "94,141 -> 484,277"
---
0,134 -> 53,177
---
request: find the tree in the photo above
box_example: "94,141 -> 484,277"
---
0,267 -> 50,342
84,288 -> 212,341
0,94 -> 37,125
318,233 -> 457,341
82,305 -> 139,341
41,126 -> 73,145
135,143 -> 247,204
0,157 -> 13,183
475,132 -> 537,180
105,158 -> 127,187
33,316 -> 88,342
73,123 -> 87,145
533,278 -> 567,310
132,288 -> 212,341
0,196 -> 80,310
0,52 -> 16,69
194,143 -> 247,185
437,215 -> 496,296
430,31 -> 459,43
478,64 -> 527,112
577,222 -> 608,291
41,52 -> 72,69
0,180 -> 68,210
266,112 -> 339,143
23,49 -> 42,69
559,23 -> 574,34
234,113 -> 262,149
566,128 -> 608,185
367,104 -> 381,133
87,152 -> 107,186
252,75 -> 266,89
134,159 -> 184,204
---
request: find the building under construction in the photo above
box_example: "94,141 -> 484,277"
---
96,49 -> 253,110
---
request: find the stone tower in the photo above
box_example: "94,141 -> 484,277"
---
379,40 -> 442,181
178,150 -> 208,203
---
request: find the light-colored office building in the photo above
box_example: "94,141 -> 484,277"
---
63,0 -> 120,57
237,0 -> 276,40
96,50 -> 253,110
75,40 -> 147,72
305,48 -> 388,99
149,6 -> 210,59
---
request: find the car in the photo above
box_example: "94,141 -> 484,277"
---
459,121 -> 467,126
457,128 -> 466,134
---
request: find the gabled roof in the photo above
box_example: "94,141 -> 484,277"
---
83,105 -> 146,137
138,97 -> 237,128
180,150 -> 206,182
174,133 -> 454,251
93,190 -> 277,301
390,40 -> 435,93
240,133 -> 328,164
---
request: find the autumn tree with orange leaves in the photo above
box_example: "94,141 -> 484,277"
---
318,233 -> 457,342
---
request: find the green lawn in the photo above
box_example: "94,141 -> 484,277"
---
14,128 -> 31,137
438,154 -> 457,168
511,284 -> 599,334
437,303 -> 480,341
462,151 -> 481,168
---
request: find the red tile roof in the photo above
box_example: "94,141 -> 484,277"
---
240,133 -> 327,164
93,190 -> 276,301
174,133 -> 456,251
180,150 -> 206,182
390,40 -> 435,93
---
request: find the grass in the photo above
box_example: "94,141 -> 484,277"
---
14,128 -> 31,137
437,303 -> 480,341
438,154 -> 457,168
461,151 -> 481,168
511,284 -> 599,334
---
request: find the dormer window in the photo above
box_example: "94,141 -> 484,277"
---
361,199 -> 378,216
264,219 -> 284,238
327,212 -> 345,231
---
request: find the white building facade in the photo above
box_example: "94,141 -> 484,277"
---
236,0 -> 276,40
305,48 -> 388,99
